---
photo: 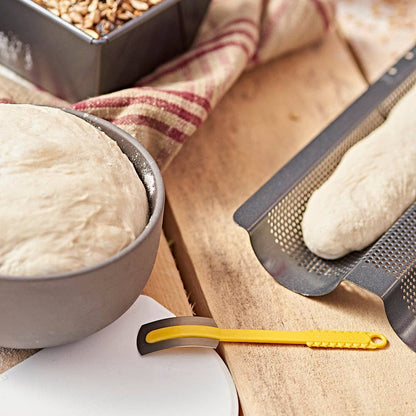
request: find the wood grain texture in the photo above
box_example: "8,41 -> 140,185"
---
0,233 -> 192,374
142,232 -> 193,317
337,0 -> 416,82
164,29 -> 416,415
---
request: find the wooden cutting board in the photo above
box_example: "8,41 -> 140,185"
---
163,28 -> 416,415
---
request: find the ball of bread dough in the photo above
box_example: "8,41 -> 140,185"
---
302,85 -> 416,260
0,104 -> 148,276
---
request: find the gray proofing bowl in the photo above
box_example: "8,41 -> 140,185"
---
0,107 -> 165,348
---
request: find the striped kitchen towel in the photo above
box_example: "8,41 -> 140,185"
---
0,0 -> 334,171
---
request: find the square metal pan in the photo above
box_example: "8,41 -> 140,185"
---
0,0 -> 210,102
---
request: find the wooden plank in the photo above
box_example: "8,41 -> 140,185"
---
337,0 -> 416,82
0,233 -> 192,374
163,30 -> 416,415
142,233 -> 193,317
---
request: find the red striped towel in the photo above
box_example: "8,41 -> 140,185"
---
0,0 -> 334,170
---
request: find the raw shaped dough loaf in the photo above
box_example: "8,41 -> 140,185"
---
0,104 -> 148,276
302,85 -> 416,259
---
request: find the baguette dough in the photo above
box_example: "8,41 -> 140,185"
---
302,85 -> 416,259
0,104 -> 148,276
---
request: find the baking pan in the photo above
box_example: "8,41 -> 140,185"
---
234,47 -> 416,351
0,0 -> 210,102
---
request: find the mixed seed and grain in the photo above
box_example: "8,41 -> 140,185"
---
32,0 -> 164,38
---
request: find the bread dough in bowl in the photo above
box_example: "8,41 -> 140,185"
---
0,104 -> 148,276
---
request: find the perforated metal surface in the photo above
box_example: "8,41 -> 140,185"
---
266,109 -> 385,280
401,264 -> 416,318
361,203 -> 416,319
234,46 -> 416,350
263,75 -> 416,291
364,204 -> 416,277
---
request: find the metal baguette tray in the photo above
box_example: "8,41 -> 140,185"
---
234,47 -> 416,351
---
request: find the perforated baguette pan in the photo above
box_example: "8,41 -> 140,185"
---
234,47 -> 416,351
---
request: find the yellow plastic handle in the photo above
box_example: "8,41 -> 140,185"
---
145,325 -> 387,350
303,330 -> 387,349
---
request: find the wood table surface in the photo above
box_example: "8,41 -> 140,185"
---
162,5 -> 416,415
2,2 -> 416,415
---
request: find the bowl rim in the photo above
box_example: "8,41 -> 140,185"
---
0,105 -> 165,282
